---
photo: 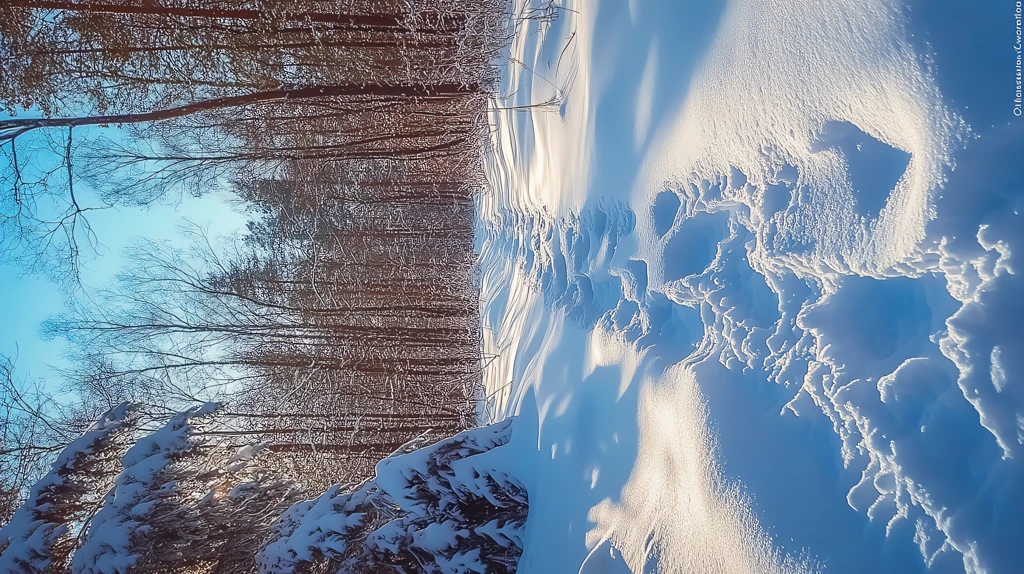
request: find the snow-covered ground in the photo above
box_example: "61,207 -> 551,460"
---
478,0 -> 1024,572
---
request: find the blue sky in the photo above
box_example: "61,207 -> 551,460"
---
0,105 -> 252,385
0,180 -> 249,384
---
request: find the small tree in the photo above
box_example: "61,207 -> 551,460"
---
72,403 -> 300,574
0,403 -> 134,574
259,419 -> 527,574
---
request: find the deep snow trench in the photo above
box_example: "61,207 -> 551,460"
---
478,0 -> 1024,573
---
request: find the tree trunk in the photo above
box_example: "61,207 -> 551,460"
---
2,1 -> 469,34
0,83 -> 478,141
4,1 -> 397,28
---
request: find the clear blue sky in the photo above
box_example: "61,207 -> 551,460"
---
0,105 -> 253,385
0,184 -> 249,385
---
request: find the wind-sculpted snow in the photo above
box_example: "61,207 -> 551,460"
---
586,367 -> 814,574
481,0 -> 1021,572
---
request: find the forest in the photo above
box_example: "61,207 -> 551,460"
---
0,1 -> 527,572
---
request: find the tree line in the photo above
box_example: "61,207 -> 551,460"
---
0,0 -> 521,571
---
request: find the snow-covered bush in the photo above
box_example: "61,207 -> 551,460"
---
258,419 -> 528,574
2,409 -> 524,574
72,403 -> 299,574
0,403 -> 134,574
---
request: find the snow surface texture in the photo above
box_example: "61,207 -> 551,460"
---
479,0 -> 1023,572
258,420 -> 527,574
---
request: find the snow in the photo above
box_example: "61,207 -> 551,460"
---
228,441 -> 269,466
479,0 -> 1023,572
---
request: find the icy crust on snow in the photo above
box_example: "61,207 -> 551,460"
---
481,0 -> 1021,572
257,420 -> 528,574
0,404 -> 132,574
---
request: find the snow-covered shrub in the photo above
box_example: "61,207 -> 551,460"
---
0,403 -> 134,574
258,419 -> 527,574
72,403 -> 299,574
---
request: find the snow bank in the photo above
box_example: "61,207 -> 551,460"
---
587,365 -> 812,574
480,0 -> 1020,572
